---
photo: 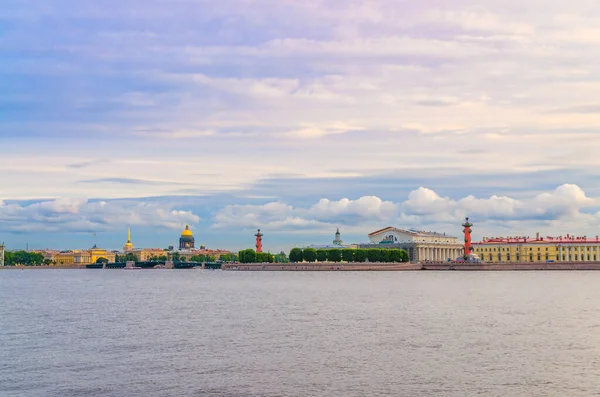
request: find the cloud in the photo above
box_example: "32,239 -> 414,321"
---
0,198 -> 200,233
213,184 -> 600,234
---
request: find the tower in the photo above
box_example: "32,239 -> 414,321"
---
462,217 -> 473,259
0,242 -> 4,267
123,227 -> 134,251
179,225 -> 195,250
255,229 -> 263,253
333,228 -> 343,245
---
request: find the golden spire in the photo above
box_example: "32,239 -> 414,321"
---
123,227 -> 134,250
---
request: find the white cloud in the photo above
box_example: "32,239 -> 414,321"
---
213,185 -> 600,237
0,198 -> 200,233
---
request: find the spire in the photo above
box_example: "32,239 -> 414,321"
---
127,227 -> 131,243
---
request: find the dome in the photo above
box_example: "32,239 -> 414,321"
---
181,225 -> 193,237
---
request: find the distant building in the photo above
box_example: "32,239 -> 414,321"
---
0,243 -> 4,266
360,226 -> 462,263
179,225 -> 195,250
473,233 -> 600,263
44,246 -> 116,266
123,227 -> 134,251
333,228 -> 343,245
308,229 -> 356,250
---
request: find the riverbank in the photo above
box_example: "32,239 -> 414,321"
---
0,265 -> 86,269
222,263 -> 422,271
422,261 -> 600,271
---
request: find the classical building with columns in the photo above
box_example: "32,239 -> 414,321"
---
360,226 -> 463,263
472,233 -> 600,263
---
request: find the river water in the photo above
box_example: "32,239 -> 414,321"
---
1,269 -> 600,396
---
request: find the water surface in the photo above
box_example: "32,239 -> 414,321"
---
1,269 -> 600,396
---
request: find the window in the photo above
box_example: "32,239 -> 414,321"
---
507,254 -> 511,261
529,254 -> 533,261
489,254 -> 492,261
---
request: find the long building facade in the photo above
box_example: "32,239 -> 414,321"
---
473,234 -> 600,263
361,227 -> 463,263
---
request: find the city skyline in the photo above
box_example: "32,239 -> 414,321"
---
3,0 -> 600,250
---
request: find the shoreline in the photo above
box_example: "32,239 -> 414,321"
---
5,261 -> 600,271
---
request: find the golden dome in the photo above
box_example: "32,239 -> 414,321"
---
181,225 -> 193,237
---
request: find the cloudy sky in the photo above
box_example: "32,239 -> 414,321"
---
2,0 -> 600,252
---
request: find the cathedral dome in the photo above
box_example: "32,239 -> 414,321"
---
181,225 -> 193,237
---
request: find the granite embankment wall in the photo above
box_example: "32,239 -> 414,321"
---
222,263 -> 422,271
422,261 -> 600,271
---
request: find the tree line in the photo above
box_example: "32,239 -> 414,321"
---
3,251 -> 46,266
288,248 -> 409,263
238,249 -> 289,264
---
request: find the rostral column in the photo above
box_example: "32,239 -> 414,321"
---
255,229 -> 263,253
462,217 -> 473,259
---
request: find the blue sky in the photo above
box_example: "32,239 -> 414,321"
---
2,0 -> 600,252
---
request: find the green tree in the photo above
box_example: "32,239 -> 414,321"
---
124,253 -> 138,262
368,249 -> 382,262
289,248 -> 303,263
274,252 -> 288,263
4,251 -> 14,266
328,249 -> 342,262
400,250 -> 410,262
388,249 -> 402,263
96,257 -> 109,264
354,249 -> 368,262
240,249 -> 256,263
380,249 -> 391,263
316,249 -> 328,262
171,252 -> 181,262
341,249 -> 355,262
43,259 -> 52,266
303,248 -> 317,262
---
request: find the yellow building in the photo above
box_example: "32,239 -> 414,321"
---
47,246 -> 116,266
473,234 -> 600,263
128,248 -> 168,262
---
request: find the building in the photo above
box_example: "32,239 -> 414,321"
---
473,233 -> 600,263
307,229 -> 356,250
0,243 -> 4,266
123,227 -> 134,251
179,225 -> 195,250
361,226 -> 463,262
333,228 -> 343,245
45,246 -> 116,266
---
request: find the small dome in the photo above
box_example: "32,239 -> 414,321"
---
181,225 -> 193,237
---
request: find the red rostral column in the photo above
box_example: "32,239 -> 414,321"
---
255,229 -> 263,253
462,217 -> 473,259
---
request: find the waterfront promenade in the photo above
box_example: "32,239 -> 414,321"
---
6,261 -> 600,271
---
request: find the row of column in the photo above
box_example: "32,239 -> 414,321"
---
563,246 -> 599,262
417,246 -> 462,262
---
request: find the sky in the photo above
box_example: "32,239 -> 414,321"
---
2,0 -> 600,252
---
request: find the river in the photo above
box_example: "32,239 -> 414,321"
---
1,269 -> 600,396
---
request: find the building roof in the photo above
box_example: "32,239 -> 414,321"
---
181,225 -> 193,237
368,226 -> 451,238
474,235 -> 600,245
